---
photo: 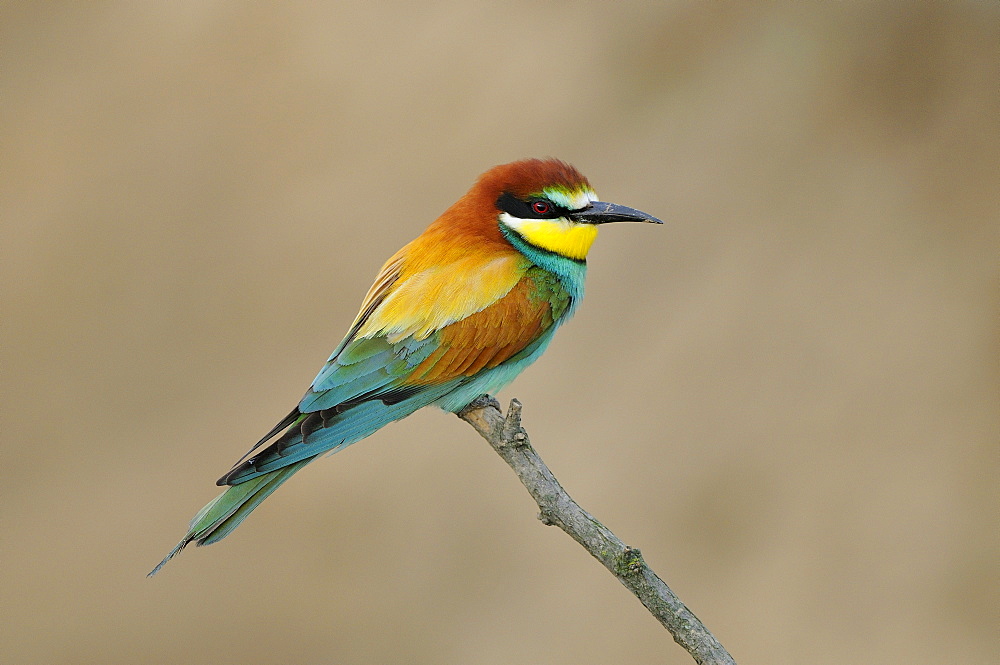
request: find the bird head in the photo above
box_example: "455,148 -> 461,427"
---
450,158 -> 663,262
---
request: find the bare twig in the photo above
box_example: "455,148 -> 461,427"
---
458,396 -> 736,665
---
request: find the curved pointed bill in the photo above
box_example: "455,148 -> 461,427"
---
568,201 -> 663,225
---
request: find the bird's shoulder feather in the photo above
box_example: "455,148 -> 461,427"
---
355,234 -> 529,343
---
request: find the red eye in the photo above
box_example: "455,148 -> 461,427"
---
531,200 -> 551,215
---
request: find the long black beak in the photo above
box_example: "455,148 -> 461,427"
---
569,201 -> 663,225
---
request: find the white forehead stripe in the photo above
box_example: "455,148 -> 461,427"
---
542,187 -> 598,211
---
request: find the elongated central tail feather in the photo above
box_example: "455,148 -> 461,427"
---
148,457 -> 313,576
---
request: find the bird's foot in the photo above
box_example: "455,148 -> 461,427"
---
459,394 -> 500,417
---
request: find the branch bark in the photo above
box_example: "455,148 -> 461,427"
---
458,396 -> 736,665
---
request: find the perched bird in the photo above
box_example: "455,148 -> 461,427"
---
151,158 -> 661,575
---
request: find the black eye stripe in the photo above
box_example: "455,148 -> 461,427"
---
496,192 -> 566,219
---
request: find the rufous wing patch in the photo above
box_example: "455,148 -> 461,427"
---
406,276 -> 551,385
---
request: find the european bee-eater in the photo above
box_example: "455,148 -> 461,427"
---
151,158 -> 661,575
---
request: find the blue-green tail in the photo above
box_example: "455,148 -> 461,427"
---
149,381 -> 463,576
148,458 -> 313,576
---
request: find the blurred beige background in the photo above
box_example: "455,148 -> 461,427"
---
2,2 -> 997,664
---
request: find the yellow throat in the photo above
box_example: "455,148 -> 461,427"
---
501,216 -> 598,261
